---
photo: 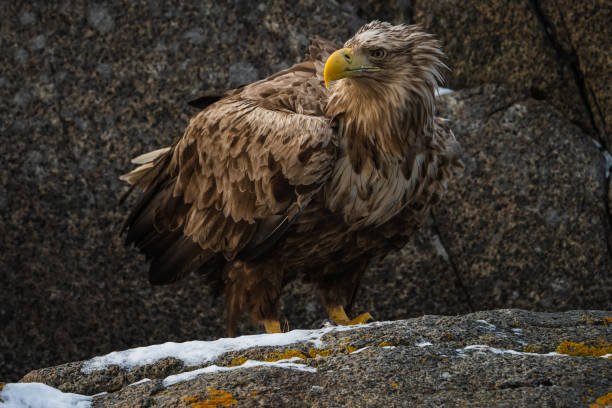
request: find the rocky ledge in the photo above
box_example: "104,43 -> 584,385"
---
2,309 -> 610,407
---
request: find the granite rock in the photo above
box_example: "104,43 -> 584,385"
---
14,310 -> 612,407
1,0 -> 611,386
536,0 -> 612,147
433,85 -> 612,312
413,0 -> 612,149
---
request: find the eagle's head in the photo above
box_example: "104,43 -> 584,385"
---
324,21 -> 446,140
325,21 -> 445,92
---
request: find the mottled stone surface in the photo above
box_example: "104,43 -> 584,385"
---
15,310 -> 612,407
1,0 -> 611,386
413,0 -> 612,149
434,85 -> 612,311
536,0 -> 612,149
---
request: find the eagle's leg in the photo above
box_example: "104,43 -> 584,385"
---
223,260 -> 284,337
317,259 -> 374,326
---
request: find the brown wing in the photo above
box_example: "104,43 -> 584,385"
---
123,59 -> 336,285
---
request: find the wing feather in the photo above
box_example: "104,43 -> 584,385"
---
123,59 -> 337,284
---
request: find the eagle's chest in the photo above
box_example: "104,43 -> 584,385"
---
323,154 -> 414,230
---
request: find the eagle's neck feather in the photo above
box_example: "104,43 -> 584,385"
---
327,78 -> 435,173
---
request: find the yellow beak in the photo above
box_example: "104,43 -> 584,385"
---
323,48 -> 380,89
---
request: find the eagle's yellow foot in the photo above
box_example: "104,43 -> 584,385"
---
264,320 -> 282,334
328,305 -> 374,326
347,312 -> 374,325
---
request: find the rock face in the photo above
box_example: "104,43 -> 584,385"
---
13,310 -> 612,407
431,85 -> 611,312
1,0 -> 611,384
414,0 -> 612,149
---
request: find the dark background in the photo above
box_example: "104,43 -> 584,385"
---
1,0 -> 610,382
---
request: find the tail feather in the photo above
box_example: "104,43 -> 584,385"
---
121,149 -> 226,285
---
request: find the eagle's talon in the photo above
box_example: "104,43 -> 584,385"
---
328,306 -> 373,326
347,312 -> 373,325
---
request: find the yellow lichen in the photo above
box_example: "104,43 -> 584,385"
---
522,345 -> 545,354
346,345 -> 358,353
308,348 -> 331,358
391,382 -> 399,387
582,316 -> 612,327
590,392 -> 612,408
264,349 -> 307,362
378,341 -> 396,347
188,389 -> 237,408
555,339 -> 612,357
0,383 -> 4,391
228,357 -> 247,367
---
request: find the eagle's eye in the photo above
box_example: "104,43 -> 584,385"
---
369,48 -> 387,59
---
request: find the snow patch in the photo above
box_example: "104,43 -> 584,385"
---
603,150 -> 612,178
0,382 -> 91,408
128,378 -> 151,387
416,341 -> 433,347
82,323 -> 384,373
162,358 -> 315,387
456,345 -> 566,357
475,320 -> 496,331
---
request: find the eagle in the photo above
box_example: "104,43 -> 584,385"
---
120,21 -> 462,336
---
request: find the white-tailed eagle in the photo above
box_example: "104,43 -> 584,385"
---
121,21 -> 462,336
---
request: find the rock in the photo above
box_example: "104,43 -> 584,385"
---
87,4 -> 115,33
228,61 -> 259,87
433,85 -> 612,311
536,1 -> 612,148
413,0 -> 612,149
13,310 -> 612,407
1,0 -> 611,386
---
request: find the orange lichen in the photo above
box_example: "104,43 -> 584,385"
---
590,392 -> 612,408
182,396 -> 199,403
264,349 -> 307,362
555,339 -> 612,357
391,382 -> 399,387
228,357 -> 247,367
0,383 -> 4,391
308,348 -> 331,358
187,389 -> 237,408
582,316 -> 612,327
